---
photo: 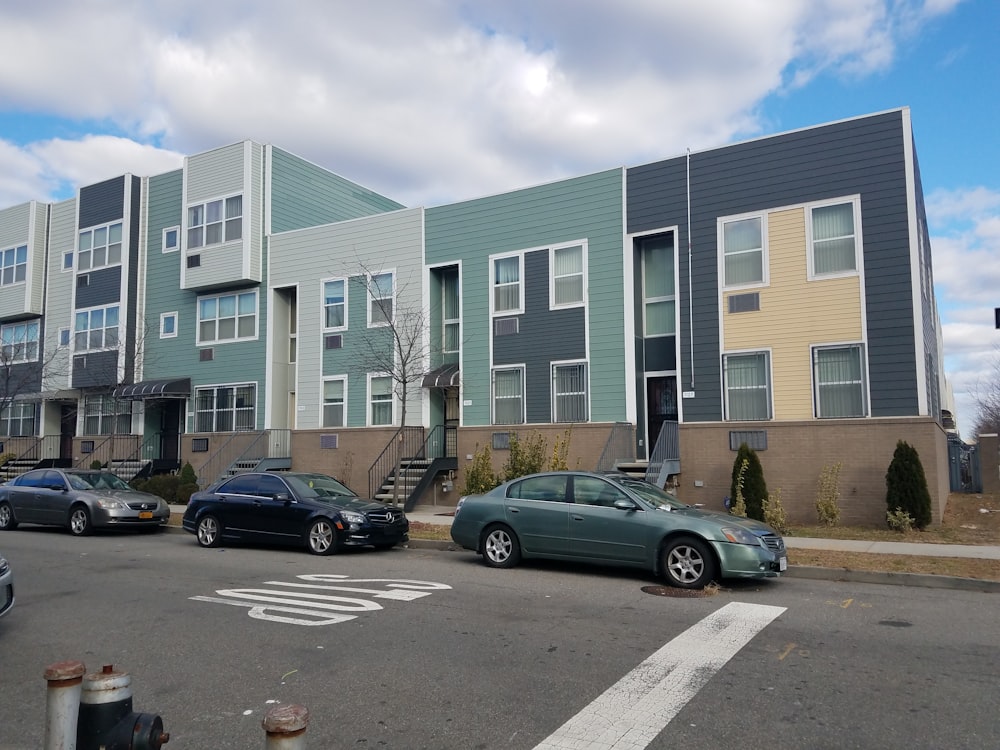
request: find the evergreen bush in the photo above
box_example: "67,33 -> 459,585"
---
730,443 -> 767,522
730,458 -> 748,517
885,440 -> 932,530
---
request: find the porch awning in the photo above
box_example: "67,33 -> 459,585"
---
112,377 -> 192,400
13,389 -> 79,402
422,363 -> 460,388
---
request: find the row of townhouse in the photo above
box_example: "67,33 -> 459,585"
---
0,107 -> 951,524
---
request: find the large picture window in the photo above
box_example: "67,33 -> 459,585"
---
1,320 -> 39,363
811,201 -> 858,275
553,362 -> 588,422
74,305 -> 119,352
493,367 -> 524,425
323,378 -> 346,427
722,216 -> 764,287
551,245 -> 584,307
198,291 -> 257,344
83,395 -> 131,436
369,375 -> 393,426
324,279 -> 346,329
723,352 -> 771,421
0,244 -> 27,286
641,236 -> 675,336
0,402 -> 35,437
813,345 -> 867,418
187,195 -> 243,249
493,256 -> 522,314
78,223 -> 122,272
195,384 -> 256,432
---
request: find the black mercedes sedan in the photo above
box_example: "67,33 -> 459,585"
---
182,471 -> 409,555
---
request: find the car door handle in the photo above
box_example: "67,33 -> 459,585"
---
571,515 -> 584,521
508,507 -> 519,513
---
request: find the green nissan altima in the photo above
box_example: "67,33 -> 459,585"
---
450,471 -> 787,589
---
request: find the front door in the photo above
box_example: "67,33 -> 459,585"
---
59,405 -> 76,462
159,401 -> 181,462
645,375 -> 677,459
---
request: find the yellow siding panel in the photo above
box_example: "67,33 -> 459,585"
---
723,208 -> 863,420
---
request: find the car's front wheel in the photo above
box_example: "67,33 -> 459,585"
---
196,515 -> 223,548
307,518 -> 338,556
661,536 -> 716,589
68,505 -> 93,537
0,501 -> 17,531
480,524 -> 521,569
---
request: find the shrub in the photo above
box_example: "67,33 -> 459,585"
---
763,488 -> 789,534
885,440 -> 932,530
886,507 -> 915,533
730,458 -> 748,518
730,443 -> 767,522
133,474 -> 180,503
462,443 -> 499,495
502,431 -> 547,481
815,463 -> 842,526
176,482 -> 199,505
0,452 -> 15,466
179,462 -> 198,485
90,460 -> 104,470
548,429 -> 572,471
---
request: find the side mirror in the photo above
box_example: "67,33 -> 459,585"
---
274,492 -> 293,504
613,499 -> 637,511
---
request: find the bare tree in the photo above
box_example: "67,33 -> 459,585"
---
0,322 -> 68,437
972,345 -> 1000,437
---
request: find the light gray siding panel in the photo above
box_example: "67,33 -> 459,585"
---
43,199 -> 77,391
0,202 -> 35,320
29,201 -> 47,315
250,144 -> 263,281
186,142 -> 248,203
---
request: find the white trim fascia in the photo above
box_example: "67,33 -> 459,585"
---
243,140 -> 253,282
901,108 -> 928,415
621,169 -> 637,425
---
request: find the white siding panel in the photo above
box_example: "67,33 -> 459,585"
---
186,142 -> 249,203
43,199 -> 77,391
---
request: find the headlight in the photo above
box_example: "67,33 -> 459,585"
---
720,527 -> 761,546
0,556 -> 8,575
340,510 -> 365,525
96,499 -> 128,510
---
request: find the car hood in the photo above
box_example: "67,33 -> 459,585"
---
87,489 -> 165,505
325,497 -> 400,514
669,506 -> 777,536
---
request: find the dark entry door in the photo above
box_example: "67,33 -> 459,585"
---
159,401 -> 182,462
645,376 -> 677,458
59,405 -> 76,462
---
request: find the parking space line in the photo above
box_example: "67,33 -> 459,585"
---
533,602 -> 786,750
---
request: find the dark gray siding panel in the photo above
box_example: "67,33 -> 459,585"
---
75,267 -> 121,309
72,350 -> 118,388
79,176 -> 126,229
627,110 -> 917,420
0,362 -> 42,400
493,249 -> 586,423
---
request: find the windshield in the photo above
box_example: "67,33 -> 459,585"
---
619,479 -> 688,510
68,472 -> 133,491
284,473 -> 357,500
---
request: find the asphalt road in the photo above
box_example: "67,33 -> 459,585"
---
1,528 -> 998,749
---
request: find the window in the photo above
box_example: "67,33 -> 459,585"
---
507,474 -> 568,502
0,244 -> 27,286
78,223 -> 122,272
160,312 -> 178,338
369,375 -> 393,426
0,402 -> 35,437
493,367 -> 524,425
641,236 -> 675,336
63,252 -> 74,271
195,384 -> 256,432
811,202 -> 857,275
723,352 -> 771,421
83,395 -> 131,436
368,272 -> 394,326
323,279 -> 346,329
813,345 -> 867,418
1,321 -> 39,363
187,195 -> 243,249
59,328 -> 70,347
553,362 -> 588,423
722,216 -> 764,287
442,268 -> 460,354
551,245 -> 584,307
493,256 -> 521,314
163,226 -> 179,253
198,291 -> 257,344
323,378 -> 346,427
74,305 -> 119,352
572,476 -> 628,507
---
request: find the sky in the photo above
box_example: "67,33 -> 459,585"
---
0,0 -> 997,438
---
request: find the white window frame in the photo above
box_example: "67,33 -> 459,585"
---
322,376 -> 347,428
196,290 -> 258,345
812,343 -> 869,418
641,235 -> 676,337
552,360 -> 589,423
74,304 -> 120,353
83,394 -> 132,436
549,243 -> 587,309
162,226 -> 180,253
0,244 -> 27,287
58,327 -> 70,347
62,251 -> 74,272
323,278 -> 348,331
160,311 -> 178,339
368,373 -> 394,426
441,267 -> 460,355
77,222 -> 123,273
186,193 -> 243,250
492,365 -> 525,425
718,213 -> 767,290
806,197 -> 861,279
491,252 -> 524,316
0,401 -> 35,437
366,272 -> 395,328
1,320 -> 40,363
194,383 -> 257,433
722,350 -> 773,421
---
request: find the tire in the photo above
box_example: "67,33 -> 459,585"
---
0,501 -> 17,531
661,536 -> 716,589
196,515 -> 223,548
69,505 -> 93,537
306,518 -> 338,556
480,524 -> 521,569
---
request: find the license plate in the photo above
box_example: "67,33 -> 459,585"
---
139,511 -> 153,519
779,556 -> 788,572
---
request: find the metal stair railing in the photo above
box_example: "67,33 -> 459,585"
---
194,429 -> 292,488
73,434 -> 142,469
594,422 -> 636,472
368,426 -> 425,499
645,420 -> 680,487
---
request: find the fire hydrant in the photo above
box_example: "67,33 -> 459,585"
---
76,665 -> 169,750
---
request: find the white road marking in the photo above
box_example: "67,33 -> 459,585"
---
534,601 -> 786,750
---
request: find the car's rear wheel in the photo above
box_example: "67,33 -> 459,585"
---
69,505 -> 93,537
196,515 -> 222,548
0,501 -> 17,531
480,524 -> 521,569
661,536 -> 716,589
307,518 -> 338,556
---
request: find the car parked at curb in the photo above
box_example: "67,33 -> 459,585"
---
450,470 -> 787,589
182,471 -> 409,555
0,468 -> 170,536
0,552 -> 13,619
